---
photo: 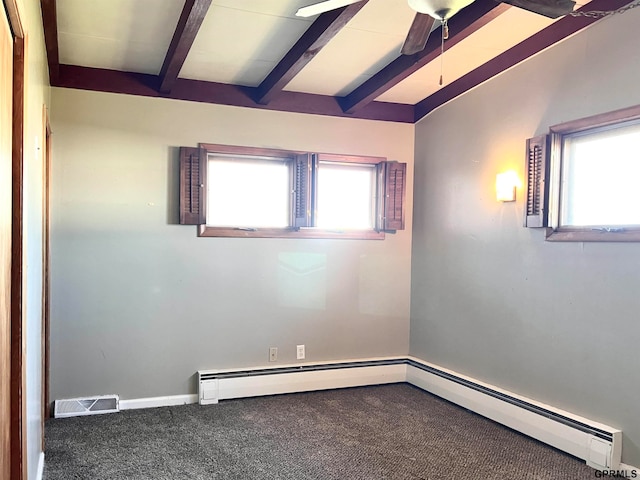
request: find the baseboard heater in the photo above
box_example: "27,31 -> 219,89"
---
198,357 -> 621,470
198,358 -> 407,405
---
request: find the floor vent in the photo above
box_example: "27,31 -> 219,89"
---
54,394 -> 120,418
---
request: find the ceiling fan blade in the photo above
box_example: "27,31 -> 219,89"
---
500,0 -> 576,18
296,0 -> 365,17
400,13 -> 435,55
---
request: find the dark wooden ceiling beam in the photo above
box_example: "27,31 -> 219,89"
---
159,0 -> 212,94
413,0 -> 637,121
255,1 -> 368,105
54,64 -> 414,123
40,0 -> 60,84
338,0 -> 510,114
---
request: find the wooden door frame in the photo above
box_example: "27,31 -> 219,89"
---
4,0 -> 26,478
1,3 -> 14,480
11,35 -> 26,480
42,107 -> 51,428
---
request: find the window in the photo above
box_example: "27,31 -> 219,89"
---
179,144 -> 406,239
525,104 -> 640,242
207,155 -> 291,228
315,161 -> 376,230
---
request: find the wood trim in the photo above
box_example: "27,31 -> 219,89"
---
381,161 -> 406,232
549,103 -> 640,134
42,107 -> 52,425
0,6 -> 14,480
316,153 -> 386,165
179,146 -> 206,225
40,0 -> 59,84
41,0 -> 637,125
338,0 -> 509,114
546,229 -> 640,242
543,102 -> 640,241
159,0 -> 212,93
414,0 -> 637,121
53,65 -> 415,123
293,153 -> 312,228
199,143 -> 301,159
195,144 -> 390,237
198,225 -> 385,240
254,1 -> 368,105
4,0 -> 23,38
523,135 -> 550,228
11,33 -> 26,480
199,145 -> 386,164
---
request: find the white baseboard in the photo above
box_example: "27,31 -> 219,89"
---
36,452 -> 45,480
119,394 -> 198,410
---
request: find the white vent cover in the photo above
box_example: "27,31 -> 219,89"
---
54,395 -> 120,418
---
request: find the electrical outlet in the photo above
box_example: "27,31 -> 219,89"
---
296,344 -> 305,360
269,347 -> 277,362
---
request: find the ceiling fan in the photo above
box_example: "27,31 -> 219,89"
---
296,0 -> 577,55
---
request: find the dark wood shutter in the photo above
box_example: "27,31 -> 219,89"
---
524,135 -> 550,228
379,161 -> 407,232
293,153 -> 312,228
179,146 -> 206,225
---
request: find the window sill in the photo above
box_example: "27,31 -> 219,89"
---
545,228 -> 640,242
198,225 -> 386,240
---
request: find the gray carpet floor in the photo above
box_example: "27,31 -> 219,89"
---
44,384 -> 596,479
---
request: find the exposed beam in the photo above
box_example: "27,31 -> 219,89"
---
255,1 -> 368,105
54,65 -> 415,123
159,0 -> 212,94
40,0 -> 59,84
413,0 -> 637,121
338,0 -> 510,114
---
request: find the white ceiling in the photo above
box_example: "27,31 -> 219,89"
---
55,0 -> 587,105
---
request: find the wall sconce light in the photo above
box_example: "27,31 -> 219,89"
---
496,171 -> 519,202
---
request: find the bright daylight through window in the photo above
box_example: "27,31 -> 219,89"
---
178,144 -> 406,239
316,162 -> 376,230
524,104 -> 640,241
560,121 -> 640,228
207,155 -> 290,228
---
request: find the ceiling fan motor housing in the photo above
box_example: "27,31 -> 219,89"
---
408,0 -> 476,19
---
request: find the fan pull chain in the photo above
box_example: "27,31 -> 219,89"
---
439,19 -> 448,86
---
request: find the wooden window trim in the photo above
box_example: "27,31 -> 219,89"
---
186,143 -> 404,240
549,103 -> 640,135
198,225 -> 385,240
316,152 -> 386,164
526,103 -> 640,242
199,143 -> 302,160
545,228 -> 640,242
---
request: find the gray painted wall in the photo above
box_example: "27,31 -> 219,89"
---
50,89 -> 413,402
410,9 -> 640,467
22,0 -> 50,477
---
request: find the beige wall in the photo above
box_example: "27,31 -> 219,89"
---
410,9 -> 640,467
50,89 -> 414,401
